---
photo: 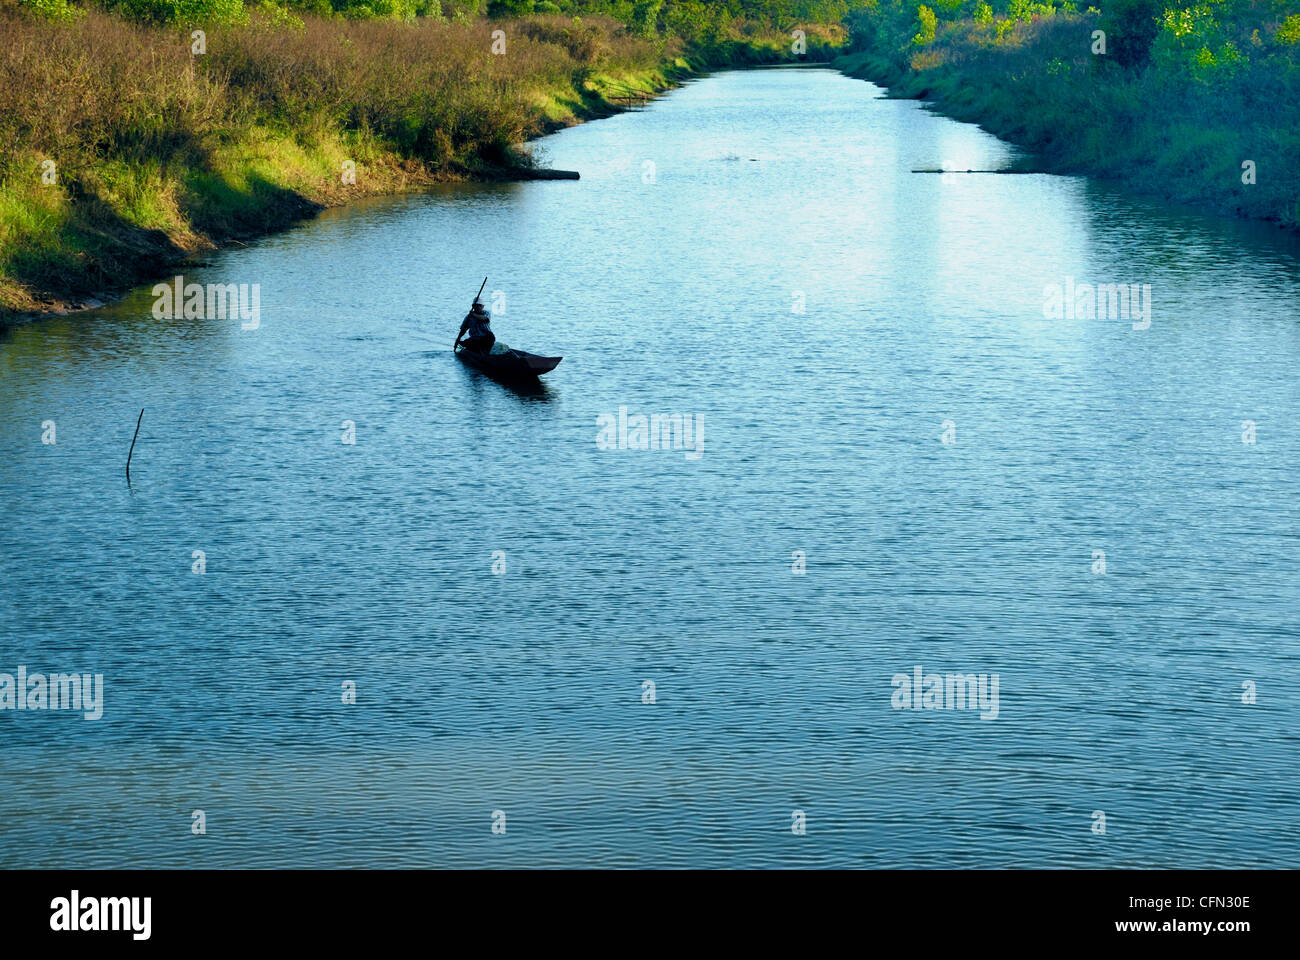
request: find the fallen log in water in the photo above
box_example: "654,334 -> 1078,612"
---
518,168 -> 580,180
492,167 -> 580,181
911,168 -> 1049,174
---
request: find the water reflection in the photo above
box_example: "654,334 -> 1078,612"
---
450,354 -> 556,402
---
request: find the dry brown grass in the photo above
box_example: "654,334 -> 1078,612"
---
0,8 -> 671,315
0,9 -> 661,176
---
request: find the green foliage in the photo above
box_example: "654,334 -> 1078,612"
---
276,0 -> 443,17
1100,0 -> 1161,69
336,0 -> 422,17
657,0 -> 854,45
17,0 -> 84,20
254,0 -> 304,24
441,0 -> 482,16
1150,0 -> 1250,81
1006,0 -> 1054,22
912,2 -> 936,44
845,0 -> 883,47
108,0 -> 249,24
629,0 -> 661,35
487,0 -> 532,15
1278,14 -> 1300,44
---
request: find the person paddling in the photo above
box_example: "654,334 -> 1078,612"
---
455,278 -> 496,354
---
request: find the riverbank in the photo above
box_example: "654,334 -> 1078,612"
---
833,3 -> 1300,232
0,7 -> 843,322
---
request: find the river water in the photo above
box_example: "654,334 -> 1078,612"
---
2,66 -> 1299,868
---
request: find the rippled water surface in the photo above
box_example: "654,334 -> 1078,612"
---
2,67 -> 1299,868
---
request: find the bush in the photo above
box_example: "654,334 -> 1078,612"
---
487,0 -> 532,16
17,0 -> 83,20
108,0 -> 249,25
334,0 -> 421,17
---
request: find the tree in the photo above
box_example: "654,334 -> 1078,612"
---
488,0 -> 534,16
630,0 -> 663,36
1101,0 -> 1162,69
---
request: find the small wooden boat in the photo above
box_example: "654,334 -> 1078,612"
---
455,342 -> 562,380
453,278 -> 560,381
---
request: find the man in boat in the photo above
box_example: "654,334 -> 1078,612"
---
456,299 -> 496,354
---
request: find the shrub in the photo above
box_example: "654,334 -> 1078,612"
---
109,0 -> 250,25
17,0 -> 83,21
487,0 -> 532,16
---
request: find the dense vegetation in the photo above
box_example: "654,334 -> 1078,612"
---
1,0 -> 1296,318
835,0 -> 1300,227
0,1 -> 847,316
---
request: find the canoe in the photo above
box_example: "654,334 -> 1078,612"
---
455,342 -> 562,380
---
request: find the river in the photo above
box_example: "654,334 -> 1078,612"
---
1,66 -> 1298,867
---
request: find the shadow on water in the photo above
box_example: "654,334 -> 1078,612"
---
453,355 -> 556,402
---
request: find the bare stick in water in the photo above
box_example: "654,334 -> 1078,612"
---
126,407 -> 144,487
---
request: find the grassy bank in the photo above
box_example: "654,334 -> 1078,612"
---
833,1 -> 1300,229
0,1 -> 847,320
